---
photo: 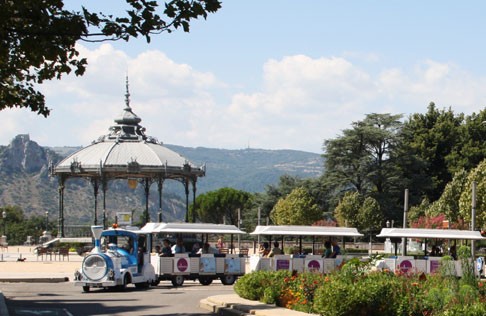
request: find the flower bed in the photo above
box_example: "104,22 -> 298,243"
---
234,255 -> 486,315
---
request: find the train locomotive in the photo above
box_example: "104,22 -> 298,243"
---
74,225 -> 157,292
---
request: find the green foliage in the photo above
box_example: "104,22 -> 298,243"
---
457,245 -> 477,287
0,205 -> 53,245
191,187 -> 252,225
323,113 -> 403,196
319,104 -> 486,234
234,270 -> 291,302
235,260 -> 486,316
400,103 -> 464,201
427,169 -> 468,223
458,160 -> 486,228
1,0 -> 221,116
335,191 -> 383,233
270,187 -> 321,225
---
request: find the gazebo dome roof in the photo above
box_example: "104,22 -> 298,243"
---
53,82 -> 205,180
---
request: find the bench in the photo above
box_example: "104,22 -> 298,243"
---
56,248 -> 69,261
36,247 -> 52,261
239,248 -> 249,256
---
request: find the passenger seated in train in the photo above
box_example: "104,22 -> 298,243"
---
191,243 -> 201,255
258,242 -> 270,257
330,240 -> 341,258
160,239 -> 173,257
323,240 -> 332,258
172,237 -> 186,254
449,245 -> 457,260
430,245 -> 442,256
267,241 -> 282,257
197,242 -> 218,254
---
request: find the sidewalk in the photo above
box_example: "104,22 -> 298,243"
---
0,246 -> 81,282
0,246 -> 81,316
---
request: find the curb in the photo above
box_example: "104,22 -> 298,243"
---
200,295 -> 315,316
200,298 -> 249,316
0,277 -> 69,283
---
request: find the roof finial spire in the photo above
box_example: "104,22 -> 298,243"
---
125,75 -> 131,109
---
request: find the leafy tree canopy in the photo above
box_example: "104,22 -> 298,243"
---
323,113 -> 403,196
0,205 -> 53,245
270,187 -> 321,226
400,102 -> 464,200
458,159 -> 486,229
1,0 -> 221,116
191,187 -> 253,226
334,191 -> 383,233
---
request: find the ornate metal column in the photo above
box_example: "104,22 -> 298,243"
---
144,178 -> 151,225
192,178 -> 197,223
57,176 -> 65,237
91,178 -> 99,225
157,177 -> 164,222
184,178 -> 190,223
102,177 -> 107,229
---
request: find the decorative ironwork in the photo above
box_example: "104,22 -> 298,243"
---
70,160 -> 82,173
127,159 -> 140,173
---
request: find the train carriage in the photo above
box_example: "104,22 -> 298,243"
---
249,225 -> 363,274
376,227 -> 486,277
141,222 -> 247,287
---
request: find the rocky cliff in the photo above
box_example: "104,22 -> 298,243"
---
0,134 -> 323,224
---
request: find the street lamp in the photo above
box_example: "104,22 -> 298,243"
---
45,211 -> 49,232
2,210 -> 6,236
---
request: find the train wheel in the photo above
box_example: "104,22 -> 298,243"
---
198,276 -> 213,286
82,286 -> 90,293
171,275 -> 185,287
117,273 -> 130,290
151,279 -> 160,286
220,275 -> 236,285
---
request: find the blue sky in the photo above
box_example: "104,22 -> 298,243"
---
2,1 -> 486,153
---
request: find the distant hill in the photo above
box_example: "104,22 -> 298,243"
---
0,135 -> 323,223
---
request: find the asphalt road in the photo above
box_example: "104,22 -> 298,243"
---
1,280 -> 235,316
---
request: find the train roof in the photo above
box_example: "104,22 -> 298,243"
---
377,228 -> 485,240
140,222 -> 246,235
250,225 -> 363,237
101,228 -> 142,237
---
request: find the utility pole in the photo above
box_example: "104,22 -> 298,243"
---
237,208 -> 241,250
402,189 -> 409,255
472,181 -> 476,259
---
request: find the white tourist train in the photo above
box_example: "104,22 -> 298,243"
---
74,223 -> 485,292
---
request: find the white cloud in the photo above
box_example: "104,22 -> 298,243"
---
2,45 -> 486,154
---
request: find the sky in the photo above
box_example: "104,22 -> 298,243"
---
3,1 -> 486,154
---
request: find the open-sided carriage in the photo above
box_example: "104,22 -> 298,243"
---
376,227 -> 486,277
249,225 -> 363,274
141,222 -> 247,287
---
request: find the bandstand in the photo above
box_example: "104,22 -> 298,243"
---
51,80 -> 205,237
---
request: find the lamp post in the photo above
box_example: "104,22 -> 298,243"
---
2,210 -> 6,236
45,211 -> 49,232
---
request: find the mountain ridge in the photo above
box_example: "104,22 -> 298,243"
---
0,134 -> 323,223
